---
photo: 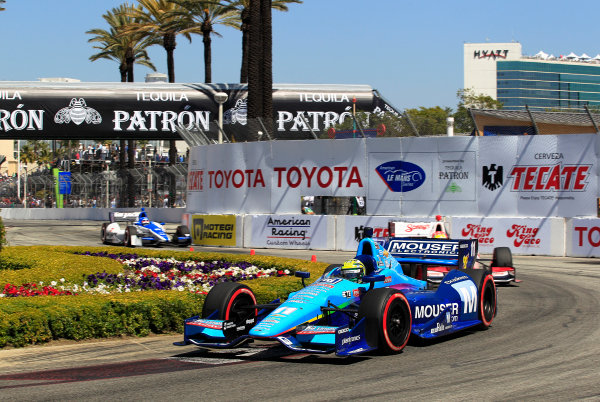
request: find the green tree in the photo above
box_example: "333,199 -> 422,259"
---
20,141 -> 51,168
122,0 -> 195,170
325,110 -> 413,138
168,0 -> 239,83
405,106 -> 452,136
224,0 -> 301,83
87,3 -> 157,82
454,88 -> 503,134
122,0 -> 194,83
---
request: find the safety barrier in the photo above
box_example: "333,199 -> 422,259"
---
3,209 -> 599,257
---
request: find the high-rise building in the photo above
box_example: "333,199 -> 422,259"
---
464,42 -> 600,111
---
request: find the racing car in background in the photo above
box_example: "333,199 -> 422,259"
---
101,208 -> 191,247
175,232 -> 497,357
368,217 -> 517,285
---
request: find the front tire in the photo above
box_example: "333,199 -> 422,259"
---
358,288 -> 412,353
202,282 -> 257,331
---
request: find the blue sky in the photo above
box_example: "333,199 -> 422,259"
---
1,0 -> 599,110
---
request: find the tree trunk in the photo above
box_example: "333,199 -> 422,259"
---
126,47 -> 135,82
203,20 -> 212,83
120,62 -> 127,83
240,7 -> 250,83
261,0 -> 273,135
247,0 -> 263,141
127,139 -> 136,207
164,33 -> 176,83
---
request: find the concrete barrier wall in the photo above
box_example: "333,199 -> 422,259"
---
0,207 -> 186,223
4,210 -> 600,257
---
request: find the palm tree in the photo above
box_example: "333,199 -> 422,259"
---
122,0 -> 197,175
122,0 -> 195,83
247,0 -> 275,139
20,141 -> 51,168
225,0 -> 301,83
168,0 -> 239,83
87,3 -> 157,82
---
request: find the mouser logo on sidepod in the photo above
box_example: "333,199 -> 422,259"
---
375,161 -> 425,192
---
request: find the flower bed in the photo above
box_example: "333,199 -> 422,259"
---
1,252 -> 290,297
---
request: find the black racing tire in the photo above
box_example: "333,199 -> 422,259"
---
202,282 -> 257,324
174,225 -> 191,246
358,288 -> 412,353
478,274 -> 497,329
323,264 -> 341,276
101,223 -> 109,244
492,247 -> 512,267
124,226 -> 136,247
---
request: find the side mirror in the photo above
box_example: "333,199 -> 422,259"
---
362,274 -> 385,290
295,271 -> 310,287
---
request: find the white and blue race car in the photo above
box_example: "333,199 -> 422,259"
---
101,208 -> 191,247
175,231 -> 497,356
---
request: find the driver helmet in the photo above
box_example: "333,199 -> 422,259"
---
141,217 -> 150,225
340,259 -> 366,282
433,231 -> 448,239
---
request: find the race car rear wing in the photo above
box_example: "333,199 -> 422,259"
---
109,211 -> 141,223
381,238 -> 478,270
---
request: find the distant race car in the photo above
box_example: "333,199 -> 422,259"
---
374,217 -> 516,285
101,208 -> 191,247
175,232 -> 497,357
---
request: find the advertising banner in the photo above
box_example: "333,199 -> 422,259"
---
366,137 -> 478,216
187,135 -> 599,218
247,214 -> 331,249
566,218 -> 600,257
478,135 -> 597,217
191,214 -> 237,246
0,82 -> 379,140
451,217 -> 563,256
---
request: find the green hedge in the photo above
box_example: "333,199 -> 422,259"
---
0,246 -> 329,348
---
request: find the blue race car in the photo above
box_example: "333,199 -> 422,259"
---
101,208 -> 191,247
175,231 -> 496,356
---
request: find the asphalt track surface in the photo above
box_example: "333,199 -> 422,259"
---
1,220 -> 600,401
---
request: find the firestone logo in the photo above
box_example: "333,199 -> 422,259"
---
461,224 -> 494,244
507,224 -> 540,247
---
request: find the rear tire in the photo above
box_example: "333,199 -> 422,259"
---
492,247 -> 512,267
174,225 -> 191,246
124,226 -> 136,247
101,223 -> 109,244
358,288 -> 412,353
479,274 -> 497,328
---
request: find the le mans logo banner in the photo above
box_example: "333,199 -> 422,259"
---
375,161 -> 426,192
191,215 -> 236,246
